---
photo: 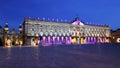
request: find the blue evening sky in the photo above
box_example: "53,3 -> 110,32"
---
0,0 -> 120,30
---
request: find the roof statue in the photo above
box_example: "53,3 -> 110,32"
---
72,17 -> 84,26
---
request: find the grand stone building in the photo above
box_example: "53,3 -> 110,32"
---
23,17 -> 110,46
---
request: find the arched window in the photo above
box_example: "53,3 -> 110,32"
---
31,28 -> 35,36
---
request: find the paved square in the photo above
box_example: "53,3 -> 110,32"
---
0,44 -> 120,68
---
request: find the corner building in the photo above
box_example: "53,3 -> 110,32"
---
23,17 -> 110,46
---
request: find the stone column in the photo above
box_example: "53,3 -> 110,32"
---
57,36 -> 59,44
104,37 -> 106,43
43,36 -> 46,44
70,37 -> 72,44
77,38 -> 80,44
88,37 -> 90,44
62,36 -> 64,44
53,36 -> 55,44
65,37 -> 67,44
85,37 -> 87,44
94,37 -> 96,44
48,36 -> 50,44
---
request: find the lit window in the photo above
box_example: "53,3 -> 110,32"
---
32,25 -> 34,28
32,28 -> 34,31
117,38 -> 120,43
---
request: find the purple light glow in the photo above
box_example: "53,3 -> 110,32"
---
40,36 -> 103,45
94,37 -> 96,43
70,37 -> 72,44
57,37 -> 59,41
100,38 -> 102,43
62,36 -> 64,42
53,36 -> 55,43
91,37 -> 93,43
88,37 -> 90,44
104,37 -> 106,43
85,37 -> 88,44
43,36 -> 46,43
66,37 -> 68,44
48,36 -> 50,44
57,37 -> 60,44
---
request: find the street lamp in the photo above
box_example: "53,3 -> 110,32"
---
4,23 -> 9,47
4,23 -> 8,31
19,24 -> 22,33
18,24 -> 23,46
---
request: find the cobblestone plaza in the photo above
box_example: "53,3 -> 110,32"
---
0,44 -> 120,68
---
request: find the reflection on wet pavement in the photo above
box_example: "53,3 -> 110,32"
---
0,43 -> 120,68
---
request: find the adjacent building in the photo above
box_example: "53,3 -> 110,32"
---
111,29 -> 120,43
23,17 -> 111,46
3,23 -> 23,47
0,25 -> 3,46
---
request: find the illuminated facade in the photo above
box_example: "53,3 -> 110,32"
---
111,29 -> 120,43
23,17 -> 111,46
3,23 -> 23,47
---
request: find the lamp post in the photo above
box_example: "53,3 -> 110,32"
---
19,24 -> 22,34
18,24 -> 23,46
4,23 -> 9,47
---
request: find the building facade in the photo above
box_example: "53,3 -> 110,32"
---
0,25 -> 3,46
23,17 -> 111,46
3,23 -> 23,47
111,29 -> 120,43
